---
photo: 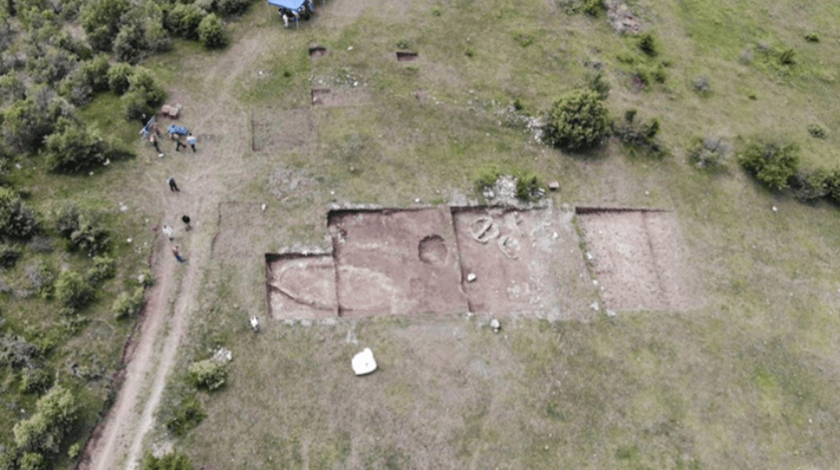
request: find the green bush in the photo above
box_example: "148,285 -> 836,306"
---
687,135 -> 730,170
790,168 -> 829,202
738,137 -> 800,190
584,70 -> 610,100
804,32 -> 820,43
638,32 -> 657,56
20,367 -> 53,394
113,23 -> 147,64
807,123 -> 826,139
612,114 -> 666,158
165,4 -> 205,40
54,269 -> 93,309
13,385 -> 77,454
474,166 -> 501,192
19,452 -> 44,470
141,452 -> 195,470
1,88 -> 70,153
43,118 -> 108,173
166,394 -> 206,436
198,14 -> 228,49
113,286 -> 145,319
67,442 -> 81,460
824,170 -> 840,205
0,187 -> 39,240
0,73 -> 26,105
0,243 -> 21,268
121,66 -> 166,120
121,90 -> 155,121
652,65 -> 667,83
80,0 -> 131,52
188,359 -> 228,390
515,173 -> 541,202
217,0 -> 251,16
107,62 -> 133,95
546,88 -> 610,151
86,255 -> 116,284
582,0 -> 605,16
778,47 -> 796,65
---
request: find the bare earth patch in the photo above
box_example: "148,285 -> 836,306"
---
577,208 -> 690,311
453,206 -> 596,320
329,206 -> 468,317
266,253 -> 337,319
310,86 -> 371,107
251,107 -> 315,152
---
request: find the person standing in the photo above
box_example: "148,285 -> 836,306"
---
171,245 -> 185,263
175,138 -> 186,152
150,134 -> 161,153
182,215 -> 191,231
162,225 -> 174,241
168,177 -> 180,192
187,133 -> 197,152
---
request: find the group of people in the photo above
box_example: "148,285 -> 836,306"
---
162,215 -> 192,263
278,0 -> 314,28
148,126 -> 197,156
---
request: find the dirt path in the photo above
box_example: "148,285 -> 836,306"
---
79,25 -> 269,470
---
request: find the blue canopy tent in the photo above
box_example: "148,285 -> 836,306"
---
268,0 -> 314,26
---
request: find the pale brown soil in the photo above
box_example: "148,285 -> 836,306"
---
577,209 -> 690,311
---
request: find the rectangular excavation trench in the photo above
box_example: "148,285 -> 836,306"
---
265,206 -> 599,321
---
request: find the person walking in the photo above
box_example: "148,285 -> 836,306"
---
171,245 -> 185,263
150,134 -> 161,153
162,225 -> 174,241
187,133 -> 197,152
175,138 -> 186,152
168,177 -> 180,192
182,215 -> 191,231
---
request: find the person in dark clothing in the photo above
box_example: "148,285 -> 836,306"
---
150,134 -> 160,153
175,139 -> 186,152
182,215 -> 191,231
168,177 -> 180,192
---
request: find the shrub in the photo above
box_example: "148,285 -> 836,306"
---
474,166 -> 501,192
778,47 -> 796,65
687,135 -> 730,170
166,395 -> 206,436
121,90 -> 153,120
55,206 -> 111,256
79,55 -> 111,91
0,334 -> 40,369
188,359 -> 228,390
165,4 -> 205,40
217,0 -> 251,16
2,88 -> 71,153
107,62 -> 133,95
58,68 -> 94,106
80,0 -> 130,52
515,173 -> 541,202
113,24 -> 148,64
54,269 -> 93,309
545,88 -> 610,151
632,66 -> 651,88
121,67 -> 166,120
691,75 -> 710,95
824,170 -> 840,205
0,243 -> 21,268
26,47 -> 77,85
804,32 -> 820,43
137,267 -> 154,287
652,65 -> 667,83
790,168 -> 829,202
0,73 -> 26,105
612,114 -> 665,158
68,442 -> 81,460
13,385 -> 77,454
141,452 -> 195,470
86,255 -> 116,284
584,70 -> 610,99
19,452 -> 44,470
112,286 -> 145,318
737,137 -> 800,190
638,32 -> 657,56
512,30 -> 534,47
582,0 -> 605,16
20,367 -> 52,394
198,14 -> 228,49
0,187 -> 38,240
807,123 -> 826,139
43,118 -> 108,173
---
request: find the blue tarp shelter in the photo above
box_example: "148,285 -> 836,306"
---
267,0 -> 305,9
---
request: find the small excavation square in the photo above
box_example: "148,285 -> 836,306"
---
308,46 -> 327,57
266,254 -> 338,320
577,209 -> 687,311
453,207 -> 596,320
329,207 -> 468,317
396,51 -> 419,61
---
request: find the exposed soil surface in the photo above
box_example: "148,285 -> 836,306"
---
577,209 -> 689,311
266,254 -> 337,319
452,206 -> 596,320
329,207 -> 468,317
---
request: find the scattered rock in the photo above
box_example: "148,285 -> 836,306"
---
352,348 -> 377,375
261,204 -> 266,211
213,347 -> 233,364
490,318 -> 501,332
606,310 -> 617,317
589,301 -> 600,311
772,206 -> 778,212
548,181 -> 560,191
120,205 -> 128,212
467,273 -> 477,282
